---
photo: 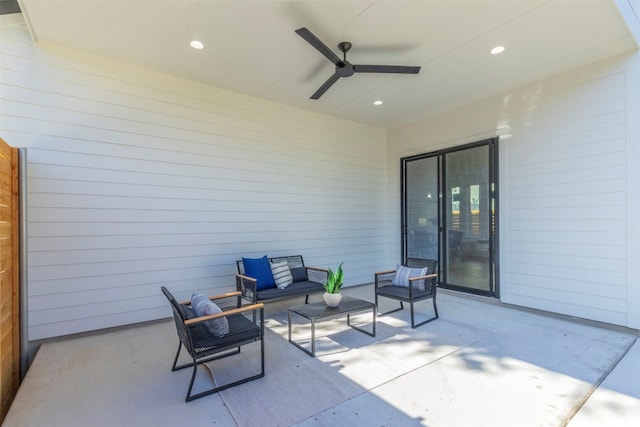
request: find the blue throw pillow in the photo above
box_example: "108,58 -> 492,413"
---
243,256 -> 276,290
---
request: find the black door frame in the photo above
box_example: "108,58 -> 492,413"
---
401,137 -> 499,297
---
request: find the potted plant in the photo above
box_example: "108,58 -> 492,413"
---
323,262 -> 344,307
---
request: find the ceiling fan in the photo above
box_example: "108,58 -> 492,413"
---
295,27 -> 421,100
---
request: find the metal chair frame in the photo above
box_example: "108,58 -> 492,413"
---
374,258 -> 439,328
162,286 -> 265,402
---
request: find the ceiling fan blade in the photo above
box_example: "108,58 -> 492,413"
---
310,73 -> 341,99
295,27 -> 341,65
353,64 -> 421,74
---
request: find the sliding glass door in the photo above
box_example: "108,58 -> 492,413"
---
402,139 -> 498,297
404,155 -> 439,260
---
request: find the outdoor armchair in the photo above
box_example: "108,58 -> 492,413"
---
374,258 -> 438,328
161,286 -> 265,402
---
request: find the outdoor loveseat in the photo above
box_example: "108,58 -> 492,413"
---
236,255 -> 328,304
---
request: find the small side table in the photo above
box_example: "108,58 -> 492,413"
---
288,296 -> 376,357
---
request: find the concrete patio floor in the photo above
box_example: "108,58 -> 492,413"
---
4,285 -> 639,427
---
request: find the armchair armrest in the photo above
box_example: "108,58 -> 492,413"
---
408,273 -> 437,281
306,266 -> 328,283
375,271 -> 437,292
179,291 -> 243,306
374,270 -> 396,289
408,273 -> 438,296
184,303 -> 264,324
209,291 -> 242,301
236,274 -> 258,303
236,273 -> 257,282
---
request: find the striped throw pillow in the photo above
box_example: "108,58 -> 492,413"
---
392,265 -> 429,290
271,261 -> 293,289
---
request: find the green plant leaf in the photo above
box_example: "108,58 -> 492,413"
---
323,262 -> 344,293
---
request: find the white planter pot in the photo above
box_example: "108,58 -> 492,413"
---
323,292 -> 342,307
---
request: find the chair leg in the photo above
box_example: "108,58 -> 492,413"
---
377,294 -> 438,328
260,331 -> 265,376
174,347 -> 241,372
185,359 -> 199,402
185,343 -> 265,402
410,301 -> 415,328
171,342 -> 184,371
377,298 -> 404,316
410,297 -> 439,329
433,295 -> 439,319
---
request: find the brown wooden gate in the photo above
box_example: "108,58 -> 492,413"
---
0,138 -> 19,423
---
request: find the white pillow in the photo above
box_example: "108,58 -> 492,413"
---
271,261 -> 293,289
191,292 -> 229,337
392,265 -> 429,290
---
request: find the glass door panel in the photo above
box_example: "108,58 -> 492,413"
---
404,156 -> 438,260
443,145 -> 492,293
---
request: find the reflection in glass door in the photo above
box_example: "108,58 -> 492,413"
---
443,145 -> 494,294
404,156 -> 438,260
402,139 -> 497,297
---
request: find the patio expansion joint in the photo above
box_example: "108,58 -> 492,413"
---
559,334 -> 640,427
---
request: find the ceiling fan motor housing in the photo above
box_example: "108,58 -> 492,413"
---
336,62 -> 355,77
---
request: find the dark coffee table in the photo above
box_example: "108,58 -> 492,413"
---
288,296 -> 376,356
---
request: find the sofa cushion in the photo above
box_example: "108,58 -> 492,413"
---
271,260 -> 293,289
243,255 -> 276,290
256,280 -> 323,301
290,267 -> 308,283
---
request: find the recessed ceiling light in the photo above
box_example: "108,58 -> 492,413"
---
490,46 -> 505,55
190,40 -> 204,50
373,100 -> 383,106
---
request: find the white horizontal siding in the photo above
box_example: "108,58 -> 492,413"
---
503,60 -> 628,323
0,15 -> 387,340
388,53 -> 639,328
626,42 -> 640,328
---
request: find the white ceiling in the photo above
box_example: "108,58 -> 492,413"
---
17,0 -> 639,129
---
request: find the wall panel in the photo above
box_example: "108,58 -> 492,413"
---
388,53 -> 639,328
0,15 -> 386,340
